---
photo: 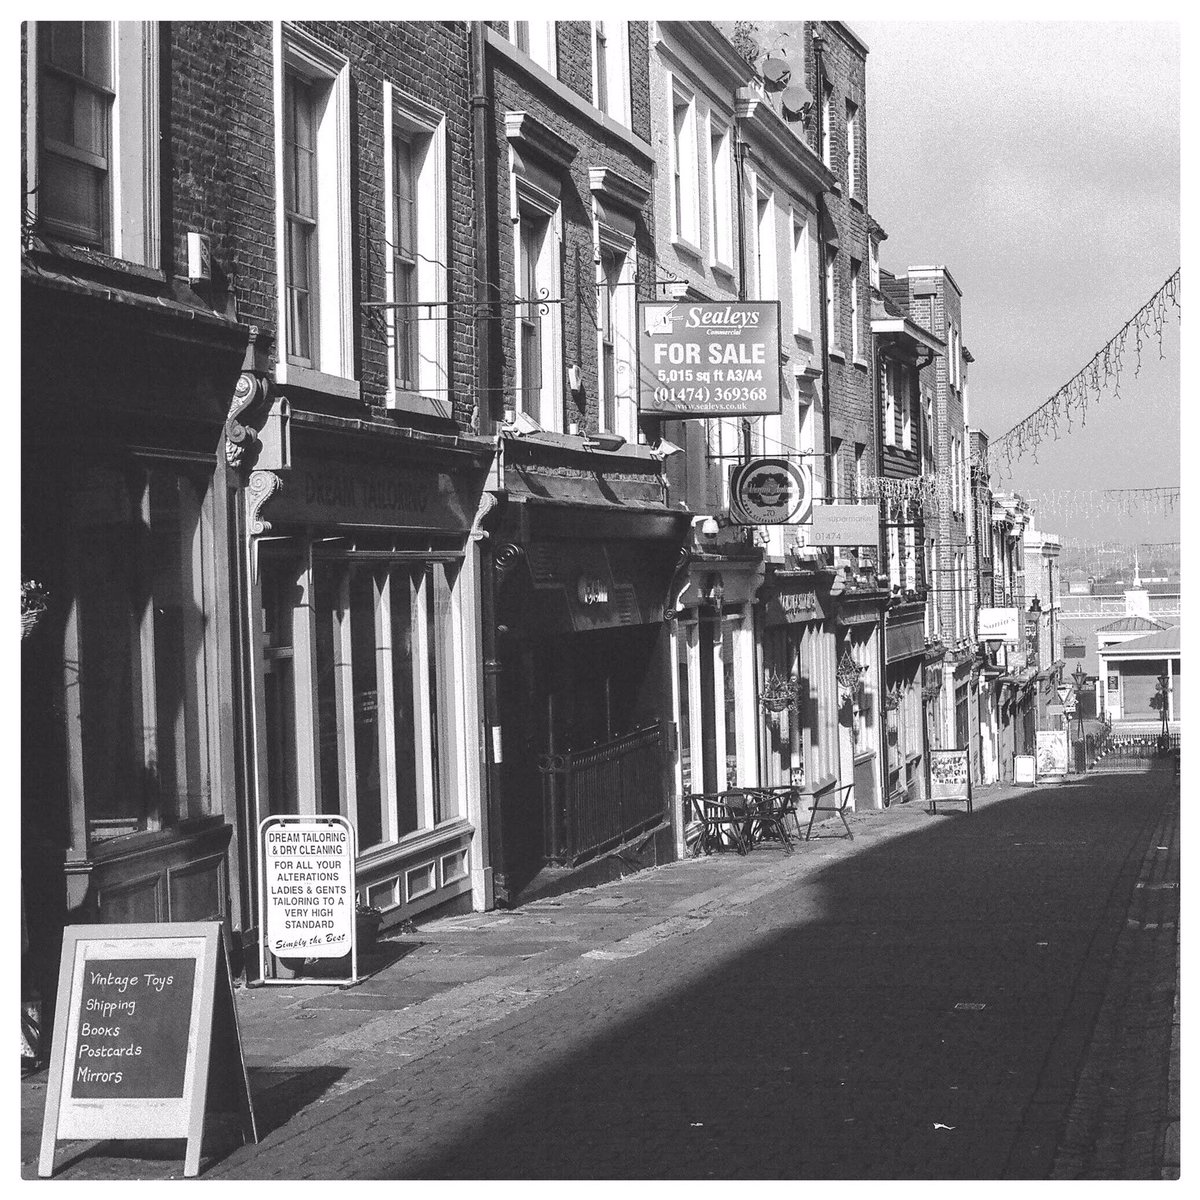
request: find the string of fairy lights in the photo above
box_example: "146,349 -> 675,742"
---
987,269 -> 1180,477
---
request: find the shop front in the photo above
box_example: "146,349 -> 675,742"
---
757,567 -> 840,799
486,438 -> 690,899
22,268 -> 251,1024
883,601 -> 927,805
242,416 -> 493,939
832,591 -> 888,811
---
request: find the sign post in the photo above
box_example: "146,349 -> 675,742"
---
38,923 -> 256,1178
928,747 -> 972,814
258,814 -> 359,986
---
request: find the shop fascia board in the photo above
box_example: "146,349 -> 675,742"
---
286,407 -> 495,469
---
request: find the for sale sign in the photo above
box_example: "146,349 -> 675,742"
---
638,301 -> 781,418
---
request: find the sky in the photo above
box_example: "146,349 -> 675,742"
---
853,17 -> 1181,549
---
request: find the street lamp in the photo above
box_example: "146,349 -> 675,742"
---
1072,662 -> 1088,744
1154,670 -> 1170,750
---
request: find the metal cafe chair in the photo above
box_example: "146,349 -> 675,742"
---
683,792 -> 751,857
723,787 -> 796,854
801,781 -> 855,841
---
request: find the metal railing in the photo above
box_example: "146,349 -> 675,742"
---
1085,727 -> 1180,774
539,721 -> 669,867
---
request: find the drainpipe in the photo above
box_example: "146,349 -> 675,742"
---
471,21 -> 507,905
813,30 -> 834,535
732,113 -> 752,461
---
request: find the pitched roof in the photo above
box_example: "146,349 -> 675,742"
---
1096,615 -> 1168,634
1104,625 -> 1181,655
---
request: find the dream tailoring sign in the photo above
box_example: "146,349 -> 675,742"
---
637,300 -> 781,418
259,814 -> 359,985
38,923 -> 256,1178
729,458 -> 813,526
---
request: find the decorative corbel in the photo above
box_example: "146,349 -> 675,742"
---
224,325 -> 275,468
247,469 -> 283,536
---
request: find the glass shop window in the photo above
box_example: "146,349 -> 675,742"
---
71,462 -> 217,841
262,552 -> 460,855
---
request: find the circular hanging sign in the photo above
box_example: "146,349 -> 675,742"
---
729,458 -> 813,526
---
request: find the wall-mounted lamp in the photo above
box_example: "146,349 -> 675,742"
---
653,438 -> 685,458
567,362 -> 583,395
694,514 -> 719,537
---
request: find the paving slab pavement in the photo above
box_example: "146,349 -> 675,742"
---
21,770 -> 1178,1180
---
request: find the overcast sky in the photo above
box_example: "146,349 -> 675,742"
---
854,17 -> 1180,547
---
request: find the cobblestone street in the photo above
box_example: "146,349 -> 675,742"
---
23,768 -> 1179,1180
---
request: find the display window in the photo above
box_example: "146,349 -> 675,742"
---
258,541 -> 465,856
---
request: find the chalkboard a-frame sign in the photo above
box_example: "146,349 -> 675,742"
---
38,923 -> 257,1178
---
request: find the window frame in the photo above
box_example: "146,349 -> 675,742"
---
384,83 -> 450,418
509,21 -> 557,74
791,210 -> 812,334
64,457 -> 221,847
513,188 -> 563,432
274,23 -> 357,399
591,21 -> 630,127
707,114 -> 734,272
845,97 -> 858,199
26,20 -> 161,269
850,257 -> 862,361
594,234 -> 638,442
669,78 -> 700,251
826,249 -> 841,355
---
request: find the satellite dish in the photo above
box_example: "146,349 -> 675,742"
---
781,84 -> 813,118
761,56 -> 791,87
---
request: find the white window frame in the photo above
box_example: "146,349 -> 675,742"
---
274,23 -> 357,398
845,98 -> 858,199
591,21 -> 630,127
707,114 -> 733,271
791,210 -> 812,334
26,21 -> 161,268
821,82 -> 832,169
883,360 -> 896,446
826,250 -> 841,354
753,182 -> 777,301
850,257 -> 862,360
513,182 -> 563,432
509,21 -> 557,74
669,77 -> 700,250
595,227 -> 638,443
384,83 -> 449,418
901,364 -> 913,451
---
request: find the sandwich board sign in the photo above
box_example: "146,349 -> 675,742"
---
928,747 -> 972,814
258,814 -> 360,985
38,922 -> 256,1178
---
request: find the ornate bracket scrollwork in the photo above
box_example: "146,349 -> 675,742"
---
247,470 -> 283,536
493,542 -> 525,586
470,492 -> 500,543
664,545 -> 693,619
224,370 -> 273,468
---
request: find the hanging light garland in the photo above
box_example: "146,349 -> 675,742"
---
988,269 -> 1180,478
1024,486 -> 1180,523
859,471 -> 952,515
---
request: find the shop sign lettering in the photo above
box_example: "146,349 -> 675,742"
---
638,301 -> 782,418
576,575 -> 610,605
262,821 -> 355,958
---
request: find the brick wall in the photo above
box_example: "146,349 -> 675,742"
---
168,20 -> 478,430
487,22 -> 656,434
808,22 -> 875,555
